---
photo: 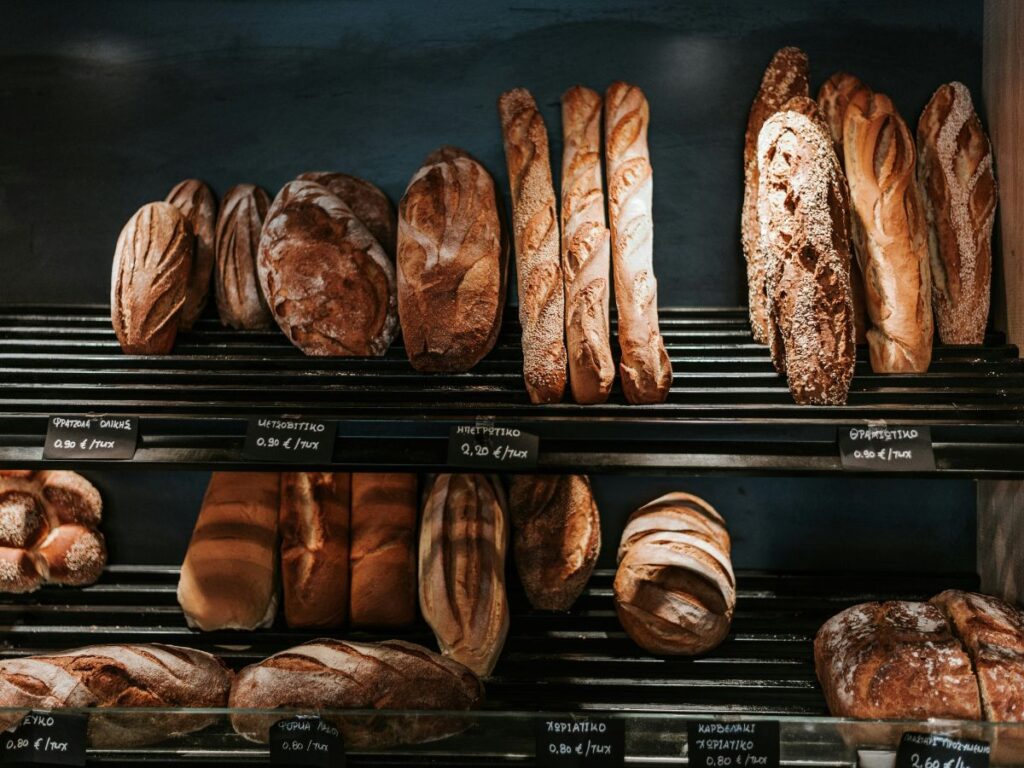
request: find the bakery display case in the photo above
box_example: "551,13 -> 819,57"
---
1,0 -> 1023,766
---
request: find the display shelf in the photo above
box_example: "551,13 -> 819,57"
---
1,304 -> 1022,475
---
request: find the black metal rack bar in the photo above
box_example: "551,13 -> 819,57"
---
1,305 -> 1022,475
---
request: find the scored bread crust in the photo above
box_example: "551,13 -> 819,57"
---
561,86 -> 615,404
917,81 -> 997,345
166,179 -> 217,330
758,110 -> 856,405
617,491 -> 729,563
296,171 -> 396,258
498,88 -> 567,404
214,184 -> 273,330
742,47 -> 810,343
844,92 -> 934,373
605,81 -> 673,404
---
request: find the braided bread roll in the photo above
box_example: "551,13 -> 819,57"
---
844,92 -> 933,373
561,86 -> 614,404
498,88 -> 567,404
917,81 -> 997,345
605,82 -> 672,404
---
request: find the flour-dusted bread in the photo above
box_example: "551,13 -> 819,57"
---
111,202 -> 192,354
742,47 -> 809,343
844,92 -> 934,373
499,88 -> 567,404
917,81 -> 997,345
758,110 -> 856,404
561,86 -> 614,404
214,184 -> 273,329
616,492 -> 729,563
166,179 -> 217,329
258,180 -> 398,356
605,81 -> 673,404
397,147 -> 507,372
297,172 -> 397,258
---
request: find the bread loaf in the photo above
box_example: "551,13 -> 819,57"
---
419,474 -> 509,677
397,147 -> 507,372
605,82 -> 673,404
917,82 -> 997,345
0,470 -> 106,591
297,172 -> 396,258
350,473 -> 418,627
229,638 -> 484,747
110,202 -> 192,354
613,492 -> 734,655
508,474 -> 600,611
742,47 -> 810,343
844,92 -> 934,373
279,472 -> 350,628
0,643 -> 232,747
814,601 -> 982,721
498,88 -> 567,404
561,86 -> 614,404
758,110 -> 856,404
176,471 -> 280,631
258,180 -> 398,356
214,184 -> 273,329
166,179 -> 217,329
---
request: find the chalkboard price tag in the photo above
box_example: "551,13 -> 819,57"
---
535,717 -> 624,768
269,716 -> 344,767
43,415 -> 138,460
2,710 -> 87,765
448,423 -> 539,470
838,425 -> 935,471
243,418 -> 336,463
895,732 -> 990,768
687,720 -> 779,768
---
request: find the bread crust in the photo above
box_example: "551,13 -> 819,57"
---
561,86 -> 614,404
742,47 -> 809,342
498,88 -> 567,403
166,179 -> 217,329
605,81 -> 673,404
917,81 -> 997,344
110,202 -> 192,355
297,172 -> 397,258
214,184 -> 273,329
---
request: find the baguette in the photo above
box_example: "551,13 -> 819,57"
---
605,81 -> 672,403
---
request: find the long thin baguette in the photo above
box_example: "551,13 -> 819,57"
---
605,81 -> 672,404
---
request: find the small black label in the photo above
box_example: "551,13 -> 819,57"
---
243,418 -> 336,463
535,717 -> 624,768
895,732 -> 990,768
838,425 -> 935,471
687,720 -> 779,768
447,423 -> 539,470
269,716 -> 344,767
2,710 -> 87,765
43,415 -> 138,460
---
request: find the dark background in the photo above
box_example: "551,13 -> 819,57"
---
0,1 -> 983,574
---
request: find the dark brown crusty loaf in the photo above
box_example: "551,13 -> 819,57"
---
498,88 -> 567,404
214,184 -> 273,330
917,81 -> 997,345
561,86 -> 614,404
758,109 -> 856,404
279,472 -> 350,629
397,147 -> 507,372
605,81 -> 673,404
258,180 -> 398,356
508,475 -> 600,612
844,91 -> 934,373
349,473 -> 418,628
0,643 -> 232,747
419,474 -> 509,677
613,492 -> 735,656
742,47 -> 810,343
166,179 -> 217,330
297,172 -> 397,258
814,601 -> 982,721
110,202 -> 192,355
229,638 -> 484,747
